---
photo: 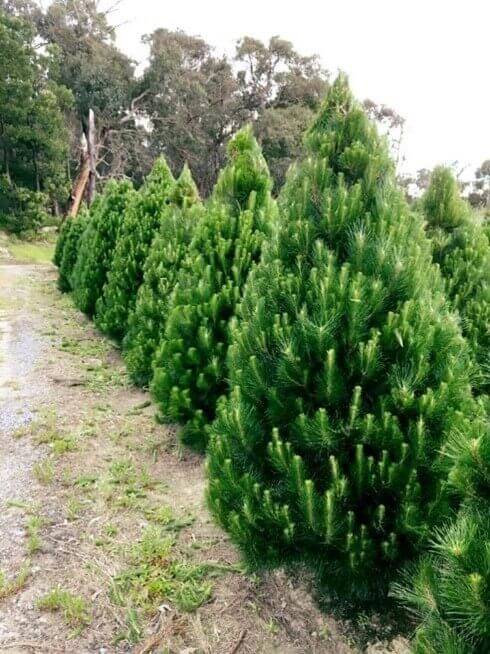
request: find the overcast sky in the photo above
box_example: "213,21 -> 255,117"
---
113,0 -> 489,178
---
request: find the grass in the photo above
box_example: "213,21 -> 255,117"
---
0,562 -> 31,600
33,458 -> 55,484
111,526 -> 213,618
8,240 -> 55,264
37,587 -> 91,628
26,515 -> 44,554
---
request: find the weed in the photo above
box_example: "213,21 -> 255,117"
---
37,587 -> 91,628
26,515 -> 44,554
0,562 -> 30,600
111,527 -> 213,616
33,458 -> 55,484
66,497 -> 85,521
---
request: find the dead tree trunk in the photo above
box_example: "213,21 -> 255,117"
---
67,108 -> 96,218
86,108 -> 96,206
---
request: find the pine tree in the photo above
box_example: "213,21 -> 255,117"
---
206,75 -> 477,600
122,166 -> 201,387
393,413 -> 489,653
53,218 -> 72,267
423,167 -> 490,394
151,126 -> 277,451
71,179 -> 135,316
94,158 -> 175,340
57,208 -> 89,293
393,508 -> 490,654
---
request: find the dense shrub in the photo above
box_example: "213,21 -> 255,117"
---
423,167 -> 490,394
71,180 -> 135,316
94,158 -> 175,340
206,75 -> 477,600
150,126 -> 278,451
57,208 -> 89,292
122,166 -> 201,386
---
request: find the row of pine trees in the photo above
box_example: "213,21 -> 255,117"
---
54,75 -> 489,653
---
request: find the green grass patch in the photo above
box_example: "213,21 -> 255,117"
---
37,587 -> 91,629
110,526 -> 213,616
0,562 -> 31,599
8,240 -> 55,264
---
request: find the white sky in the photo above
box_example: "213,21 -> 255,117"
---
113,0 -> 489,178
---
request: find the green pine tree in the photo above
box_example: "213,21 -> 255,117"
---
94,158 -> 175,340
393,413 -> 489,653
53,218 -> 72,267
151,126 -> 278,451
122,165 -> 201,387
206,75 -> 477,600
423,167 -> 490,394
71,179 -> 135,316
57,208 -> 89,293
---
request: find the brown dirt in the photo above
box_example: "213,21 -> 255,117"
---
0,262 -> 410,654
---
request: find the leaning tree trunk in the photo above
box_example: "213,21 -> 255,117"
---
68,108 -> 97,218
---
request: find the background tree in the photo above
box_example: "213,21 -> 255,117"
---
235,36 -> 329,188
137,29 -> 245,196
0,9 -> 71,231
468,159 -> 490,210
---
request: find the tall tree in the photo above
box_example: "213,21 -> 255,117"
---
0,9 -> 70,231
138,29 -> 244,196
236,36 -> 329,188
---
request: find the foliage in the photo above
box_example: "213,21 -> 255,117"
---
94,158 -> 174,340
0,9 -> 70,231
151,126 -> 277,450
71,179 -> 135,316
0,177 -> 49,233
206,75 -> 477,600
57,208 -> 88,292
423,167 -> 490,393
122,165 -> 201,386
393,509 -> 489,654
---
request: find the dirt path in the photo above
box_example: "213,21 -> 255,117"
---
0,262 -> 407,654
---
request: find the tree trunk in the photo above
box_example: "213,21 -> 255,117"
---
86,108 -> 96,206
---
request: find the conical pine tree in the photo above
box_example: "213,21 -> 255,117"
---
423,167 -> 490,394
122,166 -> 201,387
57,208 -> 90,293
206,75 -> 477,600
393,411 -> 489,653
71,179 -> 135,316
53,217 -> 73,267
151,126 -> 278,451
94,158 -> 175,340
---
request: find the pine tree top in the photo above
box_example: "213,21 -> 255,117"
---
423,166 -> 471,232
141,156 -> 175,197
213,125 -> 273,215
305,73 -> 393,186
169,163 -> 200,209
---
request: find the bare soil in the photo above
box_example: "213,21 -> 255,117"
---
0,261 -> 410,654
